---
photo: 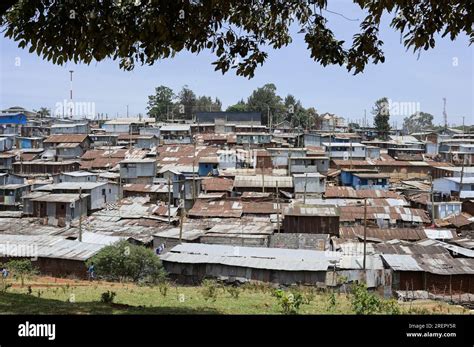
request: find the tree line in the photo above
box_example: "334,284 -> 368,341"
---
148,85 -> 442,137
147,83 -> 319,129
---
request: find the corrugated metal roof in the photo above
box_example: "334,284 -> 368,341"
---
234,175 -> 293,188
283,205 -> 339,217
340,226 -> 427,241
381,254 -> 424,271
0,234 -> 105,261
31,193 -> 89,203
188,199 -> 242,218
381,253 -> 474,275
44,134 -> 88,143
161,243 -> 339,271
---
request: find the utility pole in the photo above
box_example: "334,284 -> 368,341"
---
179,186 -> 185,243
69,70 -> 74,119
276,181 -> 280,233
349,137 -> 353,170
443,98 -> 448,131
304,173 -> 307,204
167,176 -> 172,224
126,105 -> 129,118
363,197 -> 367,270
192,141 -> 196,203
78,186 -> 82,242
429,173 -> 435,224
459,156 -> 466,199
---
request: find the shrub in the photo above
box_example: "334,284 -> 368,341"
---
201,279 -> 219,302
302,287 -> 316,304
6,259 -> 38,287
100,290 -> 116,304
158,281 -> 169,297
226,286 -> 241,299
86,241 -> 166,283
327,291 -> 337,311
351,283 -> 401,315
273,289 -> 304,314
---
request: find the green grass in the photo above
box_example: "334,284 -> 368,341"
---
0,277 -> 469,315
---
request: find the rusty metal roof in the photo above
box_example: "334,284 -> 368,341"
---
123,183 -> 168,193
242,201 -> 287,215
339,206 -> 430,223
283,205 -> 339,217
44,134 -> 88,143
188,199 -> 242,218
381,253 -> 474,275
340,226 -> 427,241
325,186 -> 402,199
201,177 -> 234,192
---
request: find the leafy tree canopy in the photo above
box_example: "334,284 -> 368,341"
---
2,1 -> 471,78
226,99 -> 247,112
403,111 -> 434,134
86,240 -> 166,284
147,85 -> 175,121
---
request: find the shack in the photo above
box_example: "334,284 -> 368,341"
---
282,205 -> 340,235
161,243 -> 337,285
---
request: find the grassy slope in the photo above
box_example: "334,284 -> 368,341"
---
0,276 -> 469,315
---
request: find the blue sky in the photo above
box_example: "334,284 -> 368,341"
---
0,2 -> 472,126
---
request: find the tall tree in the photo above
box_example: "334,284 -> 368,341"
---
284,94 -> 308,128
3,2 -> 470,78
195,96 -> 222,112
372,97 -> 391,139
146,86 -> 175,122
247,83 -> 284,125
403,111 -> 434,134
176,85 -> 197,119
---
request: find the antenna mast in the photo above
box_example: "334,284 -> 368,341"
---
442,97 -> 447,130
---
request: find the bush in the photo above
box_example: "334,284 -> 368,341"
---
100,291 -> 116,304
273,289 -> 304,314
226,286 -> 241,299
302,287 -> 316,304
86,241 -> 166,283
327,291 -> 337,311
201,279 -> 219,302
158,281 -> 169,297
351,283 -> 401,315
6,259 -> 38,287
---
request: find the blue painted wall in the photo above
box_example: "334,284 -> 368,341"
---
0,113 -> 27,125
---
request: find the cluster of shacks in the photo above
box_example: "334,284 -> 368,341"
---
0,108 -> 473,299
